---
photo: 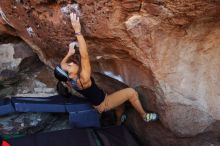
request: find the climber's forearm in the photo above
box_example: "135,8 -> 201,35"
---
76,33 -> 91,81
76,34 -> 89,59
60,53 -> 71,70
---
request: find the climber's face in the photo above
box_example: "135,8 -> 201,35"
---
66,61 -> 79,79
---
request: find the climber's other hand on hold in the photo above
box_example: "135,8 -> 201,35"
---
70,12 -> 81,33
68,43 -> 76,56
69,42 -> 78,50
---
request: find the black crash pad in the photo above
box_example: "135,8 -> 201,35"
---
8,126 -> 140,146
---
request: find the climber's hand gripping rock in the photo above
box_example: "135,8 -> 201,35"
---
70,12 -> 81,33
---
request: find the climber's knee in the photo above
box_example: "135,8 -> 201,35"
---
127,88 -> 138,102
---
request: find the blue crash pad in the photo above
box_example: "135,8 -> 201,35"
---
12,95 -> 97,112
65,101 -> 93,112
0,98 -> 15,115
11,95 -> 66,112
11,95 -> 93,113
5,95 -> 100,128
69,109 -> 100,128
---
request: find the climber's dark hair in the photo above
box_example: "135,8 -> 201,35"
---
56,81 -> 71,98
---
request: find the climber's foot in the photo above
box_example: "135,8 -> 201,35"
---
143,113 -> 159,122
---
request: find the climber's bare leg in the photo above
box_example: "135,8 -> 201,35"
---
96,88 -> 146,117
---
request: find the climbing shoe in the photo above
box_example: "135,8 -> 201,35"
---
143,113 -> 159,122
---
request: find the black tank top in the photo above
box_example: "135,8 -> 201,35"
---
75,77 -> 105,106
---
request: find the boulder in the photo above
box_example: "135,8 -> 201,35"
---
0,42 -> 34,72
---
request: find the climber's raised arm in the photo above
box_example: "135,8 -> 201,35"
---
70,13 -> 91,83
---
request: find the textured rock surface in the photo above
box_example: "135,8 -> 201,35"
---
0,0 -> 220,142
125,86 -> 220,146
0,42 -> 34,72
126,109 -> 220,146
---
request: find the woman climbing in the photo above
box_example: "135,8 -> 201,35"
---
54,13 -> 159,123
